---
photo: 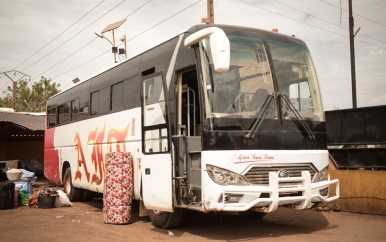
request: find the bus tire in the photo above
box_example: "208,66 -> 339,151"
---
238,210 -> 267,219
149,208 -> 183,229
64,167 -> 82,202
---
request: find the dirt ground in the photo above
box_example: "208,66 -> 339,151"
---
0,178 -> 385,242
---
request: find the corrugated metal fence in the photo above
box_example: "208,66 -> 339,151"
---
326,105 -> 386,170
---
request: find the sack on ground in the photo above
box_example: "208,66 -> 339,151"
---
55,190 -> 73,207
29,190 -> 39,208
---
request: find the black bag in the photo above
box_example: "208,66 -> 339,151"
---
0,181 -> 15,209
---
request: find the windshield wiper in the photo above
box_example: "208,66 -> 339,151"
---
280,93 -> 315,140
245,94 -> 274,139
245,92 -> 315,140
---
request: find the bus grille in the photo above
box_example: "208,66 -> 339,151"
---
244,165 -> 316,185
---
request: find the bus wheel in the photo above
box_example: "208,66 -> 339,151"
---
238,210 -> 267,219
64,167 -> 82,202
149,208 -> 183,229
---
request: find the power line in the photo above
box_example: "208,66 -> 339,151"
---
53,49 -> 110,80
1,1 -> 107,93
124,0 -> 202,43
21,0 -> 126,73
32,38 -> 99,80
320,0 -> 386,27
13,0 -> 106,70
1,0 -> 126,93
123,0 -> 152,18
53,0 -> 202,80
238,0 -> 386,50
0,70 -> 30,94
239,0 -> 345,37
0,75 -> 10,93
273,0 -> 386,45
36,0 -> 153,80
275,0 -> 338,26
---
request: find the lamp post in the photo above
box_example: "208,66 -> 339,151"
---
0,70 -> 31,111
95,18 -> 127,63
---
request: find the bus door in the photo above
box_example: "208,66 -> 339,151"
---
141,72 -> 173,212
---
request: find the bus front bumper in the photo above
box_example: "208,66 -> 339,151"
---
206,171 -> 340,212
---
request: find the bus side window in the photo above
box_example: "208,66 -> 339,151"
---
79,82 -> 90,120
99,86 -> 110,114
79,106 -> 89,120
47,108 -> 57,128
90,91 -> 99,116
123,75 -> 140,108
58,102 -> 70,124
111,81 -> 124,111
71,99 -> 79,121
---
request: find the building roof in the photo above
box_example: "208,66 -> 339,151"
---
0,111 -> 45,140
0,111 -> 45,131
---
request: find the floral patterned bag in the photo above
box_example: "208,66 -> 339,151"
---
103,152 -> 133,224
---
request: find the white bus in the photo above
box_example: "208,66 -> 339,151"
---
44,24 -> 339,228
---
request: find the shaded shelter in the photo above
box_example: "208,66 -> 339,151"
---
0,110 -> 45,162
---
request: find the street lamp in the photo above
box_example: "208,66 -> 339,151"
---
95,18 -> 127,63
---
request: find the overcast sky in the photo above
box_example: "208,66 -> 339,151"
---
0,0 -> 385,111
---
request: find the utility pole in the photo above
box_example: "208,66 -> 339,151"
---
348,0 -> 357,108
207,0 -> 214,24
0,70 -> 31,111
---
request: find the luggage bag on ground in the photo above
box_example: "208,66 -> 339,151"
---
0,180 -> 15,209
103,152 -> 133,224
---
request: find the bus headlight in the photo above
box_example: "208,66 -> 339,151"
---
206,165 -> 249,186
313,166 -> 329,183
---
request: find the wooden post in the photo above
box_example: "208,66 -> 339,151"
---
349,0 -> 357,108
207,0 -> 214,24
13,81 -> 17,111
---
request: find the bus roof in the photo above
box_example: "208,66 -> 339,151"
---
49,24 -> 305,100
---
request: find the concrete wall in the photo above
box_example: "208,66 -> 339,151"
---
329,170 -> 386,215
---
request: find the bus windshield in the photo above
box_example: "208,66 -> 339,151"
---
199,34 -> 324,131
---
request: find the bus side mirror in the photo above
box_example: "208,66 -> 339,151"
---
184,27 -> 230,73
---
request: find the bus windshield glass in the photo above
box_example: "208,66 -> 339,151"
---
268,39 -> 323,121
199,34 -> 324,131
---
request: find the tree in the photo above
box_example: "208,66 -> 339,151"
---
0,76 -> 60,112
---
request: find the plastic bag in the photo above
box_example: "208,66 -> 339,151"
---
17,159 -> 43,176
14,180 -> 33,206
55,190 -> 73,207
21,169 -> 35,178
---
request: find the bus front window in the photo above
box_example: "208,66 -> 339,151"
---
199,34 -> 324,132
200,36 -> 275,120
268,40 -> 324,121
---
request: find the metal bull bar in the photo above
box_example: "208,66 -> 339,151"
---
215,171 -> 340,212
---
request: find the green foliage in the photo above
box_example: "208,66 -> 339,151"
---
0,76 -> 60,112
